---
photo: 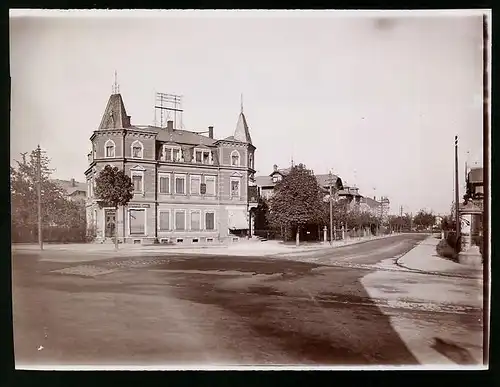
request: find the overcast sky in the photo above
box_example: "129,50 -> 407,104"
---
10,10 -> 486,215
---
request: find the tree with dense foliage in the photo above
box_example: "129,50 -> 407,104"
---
10,148 -> 86,242
268,164 -> 324,246
388,213 -> 413,232
413,209 -> 436,231
94,165 -> 134,250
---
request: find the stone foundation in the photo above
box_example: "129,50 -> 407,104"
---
458,245 -> 482,268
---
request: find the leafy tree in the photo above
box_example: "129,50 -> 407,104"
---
94,165 -> 134,250
268,164 -> 324,246
11,148 -> 87,242
413,209 -> 436,231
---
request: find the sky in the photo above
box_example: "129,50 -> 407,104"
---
10,10 -> 487,215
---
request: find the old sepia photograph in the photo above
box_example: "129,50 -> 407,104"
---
9,9 -> 490,370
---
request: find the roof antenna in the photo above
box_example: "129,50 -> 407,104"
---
112,70 -> 120,94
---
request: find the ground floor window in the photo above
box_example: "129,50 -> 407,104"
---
175,210 -> 186,231
205,212 -> 215,230
191,211 -> 201,231
129,209 -> 146,235
159,211 -> 170,231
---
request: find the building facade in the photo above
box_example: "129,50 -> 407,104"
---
85,91 -> 258,244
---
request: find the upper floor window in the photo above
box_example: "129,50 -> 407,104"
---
131,171 -> 144,193
193,149 -> 213,165
249,153 -> 254,169
158,173 -> 170,194
105,139 -> 115,158
175,174 -> 186,195
131,140 -> 143,159
190,175 -> 201,195
204,176 -> 216,196
230,178 -> 241,198
231,150 -> 240,166
161,145 -> 183,162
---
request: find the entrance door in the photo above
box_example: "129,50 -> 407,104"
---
105,209 -> 117,238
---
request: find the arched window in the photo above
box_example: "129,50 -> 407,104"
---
104,139 -> 115,158
230,150 -> 240,166
131,140 -> 143,159
249,153 -> 254,169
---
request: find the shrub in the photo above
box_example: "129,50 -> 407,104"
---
446,231 -> 461,253
436,239 -> 458,261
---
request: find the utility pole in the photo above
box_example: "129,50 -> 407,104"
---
329,171 -> 334,245
36,145 -> 43,250
455,135 -> 460,239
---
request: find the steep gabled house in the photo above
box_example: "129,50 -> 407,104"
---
85,91 -> 258,244
52,178 -> 87,203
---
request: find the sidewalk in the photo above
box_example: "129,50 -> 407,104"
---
12,233 -> 399,260
396,236 -> 483,279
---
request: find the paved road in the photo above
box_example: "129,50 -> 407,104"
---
12,234 -> 484,368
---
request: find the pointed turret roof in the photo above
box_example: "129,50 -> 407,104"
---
233,111 -> 252,144
98,93 -> 131,129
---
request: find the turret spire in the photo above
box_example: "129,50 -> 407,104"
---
112,70 -> 120,94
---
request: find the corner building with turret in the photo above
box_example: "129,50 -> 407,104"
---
84,91 -> 258,245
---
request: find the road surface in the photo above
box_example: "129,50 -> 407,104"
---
12,234 -> 484,368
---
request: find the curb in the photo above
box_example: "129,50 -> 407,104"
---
266,234 -> 402,258
394,237 -> 482,280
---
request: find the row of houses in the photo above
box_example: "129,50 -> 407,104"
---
256,164 -> 390,220
56,89 -> 389,245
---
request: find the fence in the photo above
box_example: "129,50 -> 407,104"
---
11,225 -> 90,244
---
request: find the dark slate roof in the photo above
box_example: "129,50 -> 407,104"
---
468,167 -> 483,184
233,112 -> 253,144
52,179 -> 87,196
99,94 -> 131,129
152,127 -> 216,147
255,175 -> 274,187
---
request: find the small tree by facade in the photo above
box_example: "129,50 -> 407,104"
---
268,164 -> 324,246
94,165 -> 134,250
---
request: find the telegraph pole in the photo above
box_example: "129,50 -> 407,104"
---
36,145 -> 43,250
329,171 -> 334,245
455,135 -> 460,239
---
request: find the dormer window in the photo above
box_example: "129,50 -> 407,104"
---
231,150 -> 240,166
131,140 -> 143,159
105,139 -> 115,158
272,174 -> 282,183
193,148 -> 213,165
161,145 -> 183,162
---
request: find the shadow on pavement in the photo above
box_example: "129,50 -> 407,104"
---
431,337 -> 477,365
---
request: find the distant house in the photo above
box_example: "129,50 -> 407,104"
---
52,178 -> 87,203
255,164 -> 344,201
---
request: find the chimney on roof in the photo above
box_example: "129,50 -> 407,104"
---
373,196 -> 376,201
71,178 -> 76,187
167,120 -> 174,131
273,164 -> 278,172
208,126 -> 214,139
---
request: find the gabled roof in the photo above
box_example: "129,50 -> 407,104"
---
233,112 -> 252,144
99,93 -> 131,129
255,175 -> 274,187
52,179 -> 87,196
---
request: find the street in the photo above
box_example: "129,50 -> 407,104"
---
12,234 -> 483,368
